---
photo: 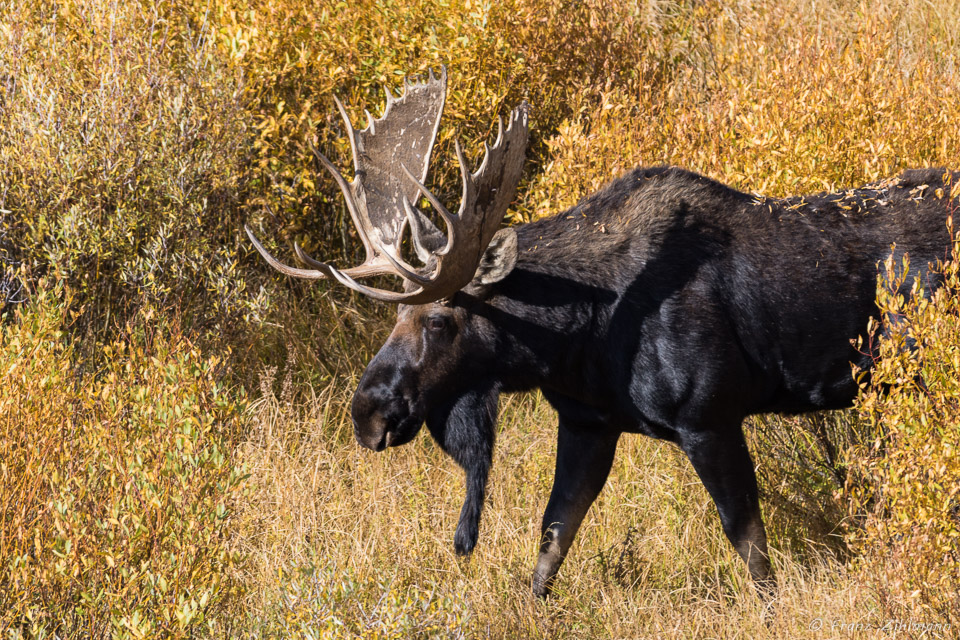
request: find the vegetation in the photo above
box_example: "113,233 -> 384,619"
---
846,245 -> 960,624
0,283 -> 248,637
1,0 -> 958,636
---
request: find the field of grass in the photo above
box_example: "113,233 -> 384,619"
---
2,0 -> 960,637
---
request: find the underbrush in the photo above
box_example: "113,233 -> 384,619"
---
845,247 -> 960,626
0,282 -> 249,638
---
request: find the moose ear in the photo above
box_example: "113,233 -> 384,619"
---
473,228 -> 518,285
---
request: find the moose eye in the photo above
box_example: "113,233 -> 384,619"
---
426,316 -> 447,332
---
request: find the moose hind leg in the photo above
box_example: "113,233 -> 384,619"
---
679,428 -> 775,594
532,420 -> 619,598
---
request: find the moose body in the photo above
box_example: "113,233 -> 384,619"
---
354,165 -> 957,596
247,69 -> 959,597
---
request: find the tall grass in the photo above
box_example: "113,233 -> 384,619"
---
1,0 -> 959,637
236,380 -> 885,638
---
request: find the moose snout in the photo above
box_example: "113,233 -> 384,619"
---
351,392 -> 394,451
351,414 -> 391,451
351,376 -> 420,452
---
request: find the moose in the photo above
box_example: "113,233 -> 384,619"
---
247,67 -> 959,598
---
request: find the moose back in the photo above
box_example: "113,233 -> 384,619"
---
247,68 -> 959,597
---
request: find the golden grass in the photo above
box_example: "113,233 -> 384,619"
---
236,379 -> 889,639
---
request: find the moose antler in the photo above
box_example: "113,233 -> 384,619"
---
246,67 -> 530,304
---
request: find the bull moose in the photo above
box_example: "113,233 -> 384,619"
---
246,67 -> 958,597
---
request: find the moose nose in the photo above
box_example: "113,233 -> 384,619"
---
352,413 -> 390,451
351,348 -> 413,452
351,383 -> 406,452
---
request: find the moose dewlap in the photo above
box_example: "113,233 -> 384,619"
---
247,67 -> 959,598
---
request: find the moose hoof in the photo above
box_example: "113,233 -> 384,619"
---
754,574 -> 778,601
453,528 -> 477,556
531,573 -> 552,599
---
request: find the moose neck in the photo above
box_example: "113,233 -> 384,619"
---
465,217 -> 621,401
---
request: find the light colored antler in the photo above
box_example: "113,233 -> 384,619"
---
396,106 -> 530,301
246,67 -> 529,304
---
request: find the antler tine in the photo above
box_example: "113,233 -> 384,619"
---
297,236 -> 432,286
403,196 -> 432,263
472,137 -> 493,179
293,241 -> 325,268
400,163 -> 460,254
307,139 -> 377,261
332,95 -> 359,167
403,196 -> 445,262
452,137 -> 473,221
475,102 -> 524,176
325,267 -> 432,303
249,222 -> 433,302
246,225 -> 333,280
376,245 -> 435,286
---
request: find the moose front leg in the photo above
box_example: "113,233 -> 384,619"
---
532,421 -> 619,598
426,387 -> 499,556
453,450 -> 490,555
679,427 -> 775,594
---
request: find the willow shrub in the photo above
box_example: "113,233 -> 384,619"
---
3,0 -> 957,346
0,281 -> 249,638
223,0 -> 701,259
0,1 -> 258,347
521,1 -> 960,220
845,228 -> 960,625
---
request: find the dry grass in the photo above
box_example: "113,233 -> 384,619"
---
235,379 -> 888,639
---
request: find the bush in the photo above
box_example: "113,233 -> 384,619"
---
5,0 -> 956,381
0,281 -> 249,638
0,0 -> 704,385
520,3 -> 960,221
845,230 -> 960,625
0,1 -> 254,343
227,0 -> 702,261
